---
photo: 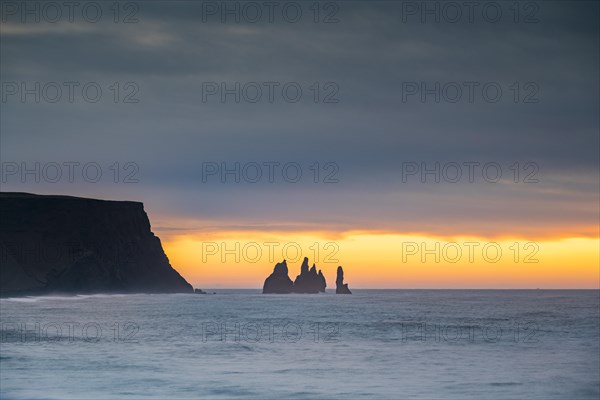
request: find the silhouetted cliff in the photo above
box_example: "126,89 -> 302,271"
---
0,192 -> 193,296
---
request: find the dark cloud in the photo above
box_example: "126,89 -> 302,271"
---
1,1 -> 598,237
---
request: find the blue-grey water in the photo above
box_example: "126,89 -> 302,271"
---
1,290 -> 598,399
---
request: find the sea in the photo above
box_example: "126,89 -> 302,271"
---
1,290 -> 598,399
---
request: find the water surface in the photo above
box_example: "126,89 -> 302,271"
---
1,290 -> 598,399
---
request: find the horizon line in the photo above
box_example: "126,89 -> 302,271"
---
195,287 -> 600,290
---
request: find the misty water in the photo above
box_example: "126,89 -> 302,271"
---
1,290 -> 598,399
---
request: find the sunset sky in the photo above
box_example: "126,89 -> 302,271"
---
1,1 -> 598,288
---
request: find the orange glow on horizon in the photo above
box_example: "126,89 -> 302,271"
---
161,230 -> 600,289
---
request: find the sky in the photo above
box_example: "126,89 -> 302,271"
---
1,0 -> 598,288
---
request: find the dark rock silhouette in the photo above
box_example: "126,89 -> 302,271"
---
262,260 -> 293,293
317,270 -> 327,292
292,257 -> 327,293
263,258 -> 328,294
0,192 -> 193,296
335,266 -> 352,294
194,288 -> 216,294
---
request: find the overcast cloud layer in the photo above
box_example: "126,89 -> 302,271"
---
1,1 -> 598,238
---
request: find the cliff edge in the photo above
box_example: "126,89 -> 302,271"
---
0,192 -> 193,296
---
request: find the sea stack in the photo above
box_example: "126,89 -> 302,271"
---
317,270 -> 327,292
262,260 -> 294,293
335,266 -> 352,294
262,258 -> 328,294
292,257 -> 327,293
